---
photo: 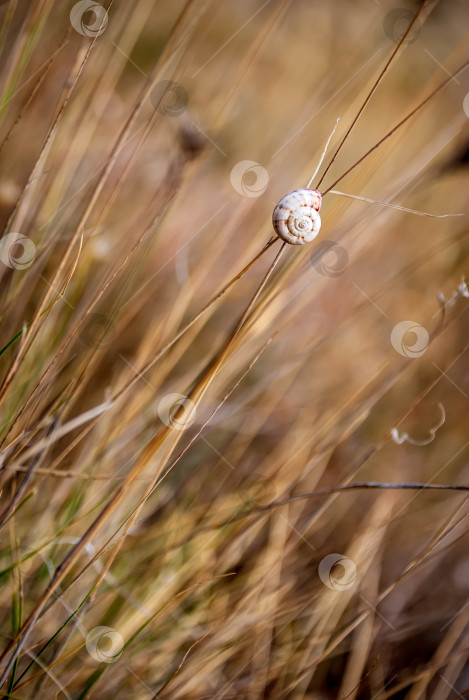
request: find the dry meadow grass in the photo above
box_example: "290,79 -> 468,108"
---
0,0 -> 468,697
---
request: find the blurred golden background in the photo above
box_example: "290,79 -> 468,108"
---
0,0 -> 468,697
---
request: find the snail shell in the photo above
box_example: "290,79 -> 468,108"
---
272,188 -> 322,245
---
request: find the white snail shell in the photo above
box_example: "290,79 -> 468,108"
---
272,189 -> 322,245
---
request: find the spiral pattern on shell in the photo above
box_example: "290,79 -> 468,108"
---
272,189 -> 322,245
